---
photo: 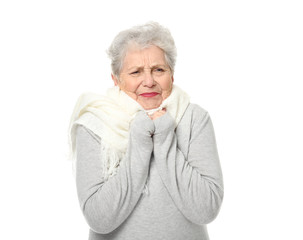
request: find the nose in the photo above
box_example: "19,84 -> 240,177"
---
142,71 -> 155,87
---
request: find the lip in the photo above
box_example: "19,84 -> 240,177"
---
139,92 -> 159,97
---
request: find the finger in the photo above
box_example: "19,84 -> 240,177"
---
151,112 -> 165,120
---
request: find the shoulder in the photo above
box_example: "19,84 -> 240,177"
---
183,103 -> 210,123
76,124 -> 101,144
178,103 -> 213,136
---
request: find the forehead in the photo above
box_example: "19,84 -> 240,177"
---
123,45 -> 167,69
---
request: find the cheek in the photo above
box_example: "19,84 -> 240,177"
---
158,77 -> 173,100
120,77 -> 140,92
159,76 -> 173,91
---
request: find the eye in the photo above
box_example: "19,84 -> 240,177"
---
155,68 -> 164,72
130,70 -> 140,75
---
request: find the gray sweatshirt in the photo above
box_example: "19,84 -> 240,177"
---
75,103 -> 224,240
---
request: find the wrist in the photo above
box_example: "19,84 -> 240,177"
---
153,112 -> 175,140
130,111 -> 155,137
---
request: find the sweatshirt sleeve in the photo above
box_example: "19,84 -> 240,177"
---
75,111 -> 154,234
152,106 -> 224,225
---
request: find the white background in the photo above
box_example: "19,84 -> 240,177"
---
1,0 -> 302,239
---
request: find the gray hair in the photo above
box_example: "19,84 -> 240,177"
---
107,22 -> 177,78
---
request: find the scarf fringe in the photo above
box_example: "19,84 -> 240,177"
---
100,144 -> 123,181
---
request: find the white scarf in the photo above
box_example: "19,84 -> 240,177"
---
68,85 -> 190,193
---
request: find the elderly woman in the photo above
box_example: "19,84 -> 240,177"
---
69,22 -> 223,240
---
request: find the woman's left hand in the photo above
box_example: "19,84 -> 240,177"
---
149,108 -> 166,120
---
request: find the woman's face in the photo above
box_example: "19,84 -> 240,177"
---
112,45 -> 174,110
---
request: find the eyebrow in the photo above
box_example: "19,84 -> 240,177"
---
127,64 -> 168,71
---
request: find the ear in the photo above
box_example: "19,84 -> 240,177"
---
111,74 -> 119,86
171,75 -> 174,83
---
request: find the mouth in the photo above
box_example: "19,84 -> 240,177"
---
139,92 -> 159,98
